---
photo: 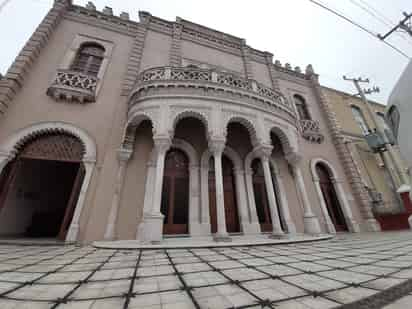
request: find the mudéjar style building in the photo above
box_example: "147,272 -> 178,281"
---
0,0 -> 382,244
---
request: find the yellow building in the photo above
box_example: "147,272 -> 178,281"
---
324,87 -> 407,214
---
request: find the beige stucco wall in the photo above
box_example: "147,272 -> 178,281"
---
0,3 -> 377,243
323,88 -> 403,213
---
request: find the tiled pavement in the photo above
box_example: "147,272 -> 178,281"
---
0,232 -> 412,308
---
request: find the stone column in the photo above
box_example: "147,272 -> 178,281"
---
234,168 -> 260,234
312,175 -> 336,234
142,137 -> 171,243
288,153 -> 322,235
103,148 -> 132,240
245,167 -> 261,231
65,160 -> 95,242
209,140 -> 231,241
189,164 -> 203,236
259,150 -> 285,238
136,158 -> 156,240
199,163 -> 211,234
333,179 -> 360,232
272,167 -> 297,234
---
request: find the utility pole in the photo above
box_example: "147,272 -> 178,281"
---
378,12 -> 412,39
343,76 -> 410,191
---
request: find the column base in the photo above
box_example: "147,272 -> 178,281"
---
303,214 -> 322,235
213,234 -> 232,242
284,220 -> 297,234
65,223 -> 79,242
345,218 -> 360,233
325,221 -> 337,234
268,232 -> 288,239
141,212 -> 165,243
365,218 -> 381,232
190,223 -> 211,236
103,224 -> 116,241
242,222 -> 261,235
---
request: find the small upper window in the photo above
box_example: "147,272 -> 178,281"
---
71,43 -> 105,76
351,105 -> 369,135
293,95 -> 311,120
386,106 -> 400,140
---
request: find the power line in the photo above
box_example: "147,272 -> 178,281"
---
307,0 -> 410,59
348,0 -> 412,46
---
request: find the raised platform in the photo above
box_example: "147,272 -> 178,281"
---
93,233 -> 333,249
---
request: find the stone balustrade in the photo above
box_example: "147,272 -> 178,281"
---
47,69 -> 99,103
300,119 -> 324,143
132,66 -> 294,116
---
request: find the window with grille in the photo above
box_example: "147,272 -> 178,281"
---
71,43 -> 105,76
351,105 -> 370,135
386,106 -> 400,140
293,95 -> 311,120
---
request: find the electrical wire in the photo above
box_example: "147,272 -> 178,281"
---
348,0 -> 412,46
307,0 -> 411,59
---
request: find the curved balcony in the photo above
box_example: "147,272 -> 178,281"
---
129,66 -> 296,120
47,69 -> 99,103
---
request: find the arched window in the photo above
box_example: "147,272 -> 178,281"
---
351,105 -> 369,135
386,106 -> 400,140
71,43 -> 105,76
293,95 -> 311,120
186,64 -> 199,69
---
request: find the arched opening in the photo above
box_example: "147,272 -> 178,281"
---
71,42 -> 105,76
294,94 -> 311,120
161,148 -> 189,235
0,133 -> 86,240
316,163 -> 348,232
208,156 -> 240,234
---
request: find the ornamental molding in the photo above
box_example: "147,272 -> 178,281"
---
300,119 -> 325,144
47,70 -> 99,103
129,67 -> 296,120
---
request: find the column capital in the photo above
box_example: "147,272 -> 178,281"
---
153,136 -> 172,154
208,139 -> 226,156
255,144 -> 273,161
117,148 -> 132,162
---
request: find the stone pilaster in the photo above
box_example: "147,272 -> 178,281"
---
121,12 -> 151,96
0,0 -> 71,115
264,52 -> 281,92
306,65 -> 380,232
169,18 -> 183,67
240,40 -> 254,80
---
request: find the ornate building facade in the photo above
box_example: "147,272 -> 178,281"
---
0,0 -> 381,244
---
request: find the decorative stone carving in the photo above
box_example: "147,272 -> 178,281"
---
85,2 -> 96,10
132,66 -> 294,116
47,69 -> 99,103
102,6 -> 113,16
300,119 -> 325,143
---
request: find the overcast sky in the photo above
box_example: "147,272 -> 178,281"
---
1,0 -> 411,104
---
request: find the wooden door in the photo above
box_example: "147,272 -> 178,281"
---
58,163 -> 85,240
161,149 -> 189,235
208,156 -> 240,234
317,164 -> 348,232
252,160 -> 272,232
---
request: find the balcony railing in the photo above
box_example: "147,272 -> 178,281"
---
300,119 -> 324,143
132,66 -> 294,115
47,70 -> 99,103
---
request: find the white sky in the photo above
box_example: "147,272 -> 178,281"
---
1,0 -> 411,104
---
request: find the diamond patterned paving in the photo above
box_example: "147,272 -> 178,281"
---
0,232 -> 412,308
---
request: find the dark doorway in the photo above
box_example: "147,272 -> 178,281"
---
251,159 -> 285,232
316,163 -> 348,232
209,156 -> 240,234
0,133 -> 86,240
0,158 -> 83,239
161,149 -> 189,235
